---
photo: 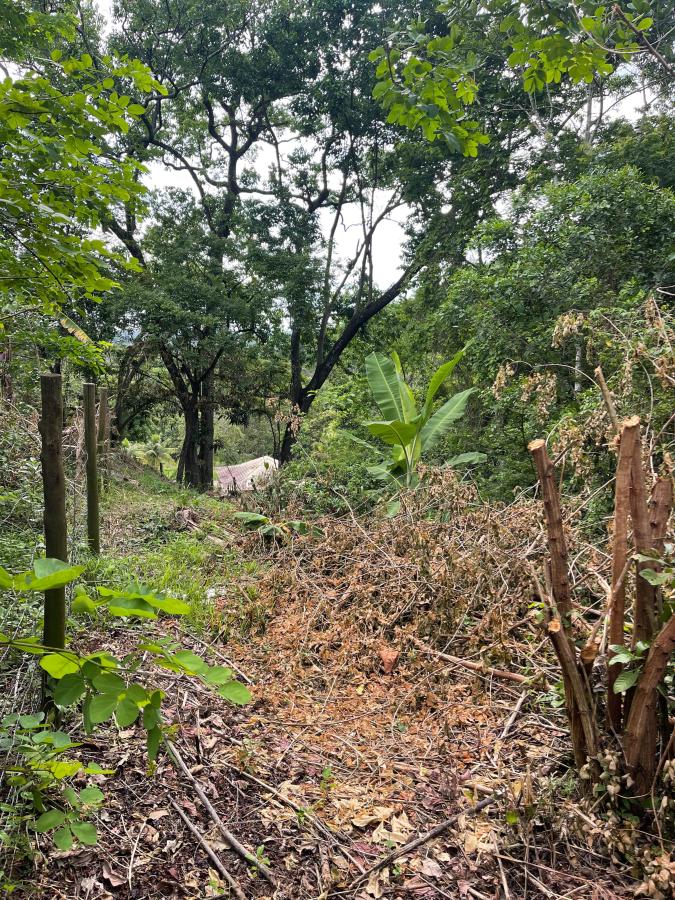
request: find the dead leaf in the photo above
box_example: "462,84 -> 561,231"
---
365,867 -> 389,898
420,858 -> 443,877
101,861 -> 125,887
378,647 -> 400,674
352,806 -> 394,828
148,808 -> 169,821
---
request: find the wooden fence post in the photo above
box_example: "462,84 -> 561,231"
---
40,374 -> 67,655
83,383 -> 100,554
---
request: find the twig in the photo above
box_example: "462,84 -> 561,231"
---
414,639 -> 530,685
166,739 -> 276,885
170,799 -> 247,900
348,796 -> 496,890
612,5 -> 675,77
492,689 -> 528,765
594,366 -> 620,434
217,760 -> 366,875
127,822 -> 146,892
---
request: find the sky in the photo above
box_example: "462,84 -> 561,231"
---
94,0 -> 406,288
94,1 -> 653,289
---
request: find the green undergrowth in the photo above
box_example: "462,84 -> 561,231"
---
91,462 -> 256,633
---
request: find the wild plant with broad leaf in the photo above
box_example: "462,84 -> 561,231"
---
353,348 -> 485,508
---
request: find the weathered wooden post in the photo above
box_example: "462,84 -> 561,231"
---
83,382 -> 100,554
40,374 -> 67,654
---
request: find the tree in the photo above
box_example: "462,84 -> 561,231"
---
101,0 -> 562,464
370,0 -> 674,148
0,2 -> 163,328
115,191 -> 276,488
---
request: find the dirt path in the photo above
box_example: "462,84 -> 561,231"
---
31,485 -> 639,899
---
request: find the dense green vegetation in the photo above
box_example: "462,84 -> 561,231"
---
0,0 -> 673,896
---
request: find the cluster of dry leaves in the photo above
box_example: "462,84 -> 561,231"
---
29,471 -> 658,899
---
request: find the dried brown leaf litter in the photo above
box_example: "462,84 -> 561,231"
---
31,470 -> 668,899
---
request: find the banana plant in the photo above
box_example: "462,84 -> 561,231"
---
357,348 -> 485,490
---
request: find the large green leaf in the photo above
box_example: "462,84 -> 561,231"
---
390,351 -> 418,422
445,452 -> 487,467
365,352 -> 404,421
366,420 -> 418,448
420,388 -> 475,452
217,680 -> 252,705
34,809 -> 66,832
18,559 -> 84,592
53,674 -> 86,707
423,348 -> 465,417
88,692 -> 118,725
40,653 -> 81,678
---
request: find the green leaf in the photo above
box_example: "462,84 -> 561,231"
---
386,499 -> 401,518
71,821 -> 97,845
203,666 -> 234,685
92,672 -> 125,694
53,674 -> 86,707
34,809 -> 66,832
79,787 -> 104,805
423,348 -> 465,417
233,512 -> 270,527
40,654 -> 81,679
19,559 -> 84,592
366,420 -> 418,448
217,681 -> 252,705
365,352 -> 404,421
146,725 -> 162,761
143,705 -> 161,730
639,569 -> 670,586
613,669 -> 640,694
105,596 -> 157,619
172,650 -> 208,674
420,388 -> 475,452
445,452 -> 487,467
88,693 -> 118,724
0,567 -> 12,589
53,827 -> 73,850
115,698 -> 140,728
71,593 -> 98,615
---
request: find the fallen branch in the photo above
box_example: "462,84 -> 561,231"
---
414,639 -> 531,685
166,739 -> 276,885
492,689 -> 528,765
349,795 -> 496,890
170,799 -> 247,900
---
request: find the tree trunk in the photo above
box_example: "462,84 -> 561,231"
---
181,401 -> 201,488
623,613 -> 675,796
607,417 -> 639,729
198,373 -> 215,491
529,438 -> 596,767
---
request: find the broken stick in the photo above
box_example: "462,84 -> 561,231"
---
349,796 -> 496,891
170,799 -> 247,900
166,739 -> 276,885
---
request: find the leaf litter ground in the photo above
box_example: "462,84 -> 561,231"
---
29,472 -> 648,899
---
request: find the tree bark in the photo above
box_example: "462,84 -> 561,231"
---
607,417 -> 639,729
529,438 -> 593,767
83,383 -> 100,555
40,374 -> 67,654
623,613 -> 675,796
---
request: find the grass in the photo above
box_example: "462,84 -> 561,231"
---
89,460 -> 255,633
